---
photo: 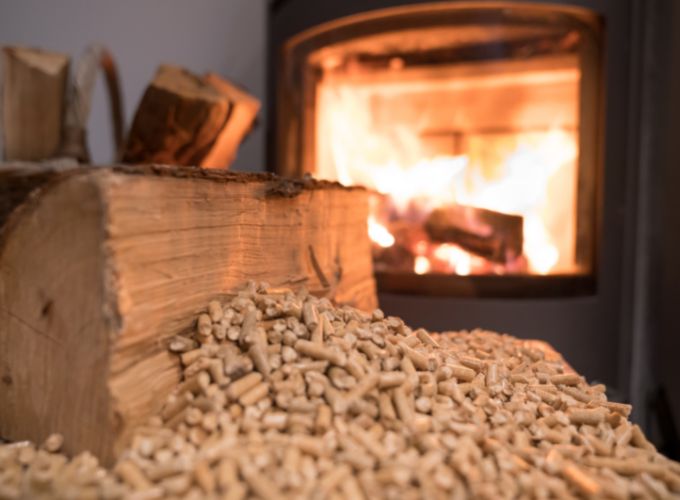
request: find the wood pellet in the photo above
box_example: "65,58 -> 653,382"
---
1,283 -> 679,499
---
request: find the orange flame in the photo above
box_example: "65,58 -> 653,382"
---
368,216 -> 395,248
316,79 -> 579,276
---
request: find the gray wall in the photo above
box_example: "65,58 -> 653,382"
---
0,0 -> 266,171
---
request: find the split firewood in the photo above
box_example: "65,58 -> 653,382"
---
122,65 -> 229,166
425,204 -> 523,263
202,73 -> 260,168
1,46 -> 70,161
122,65 -> 259,168
1,285 -> 679,499
0,164 -> 375,465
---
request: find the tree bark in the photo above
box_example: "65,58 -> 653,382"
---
201,73 -> 260,168
0,160 -> 79,228
122,65 -> 259,168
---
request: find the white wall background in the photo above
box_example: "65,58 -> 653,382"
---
0,0 -> 266,171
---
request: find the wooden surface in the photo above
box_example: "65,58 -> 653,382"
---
122,65 -> 230,166
201,73 -> 260,168
1,46 -> 69,161
0,164 -> 376,464
0,160 -> 78,227
122,66 -> 259,168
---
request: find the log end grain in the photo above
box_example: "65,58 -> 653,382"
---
0,165 -> 376,463
122,65 -> 231,166
2,46 -> 70,161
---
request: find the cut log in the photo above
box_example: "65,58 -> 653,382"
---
1,46 -> 70,161
202,73 -> 260,168
0,160 -> 79,227
424,205 -> 523,263
0,164 -> 376,465
122,65 -> 229,166
122,65 -> 259,168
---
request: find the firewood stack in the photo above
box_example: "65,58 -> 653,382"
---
1,47 -> 69,161
2,45 -> 258,169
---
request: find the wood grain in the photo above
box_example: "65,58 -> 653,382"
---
202,73 -> 260,168
0,160 -> 79,227
1,46 -> 69,161
122,65 -> 230,166
122,66 -> 259,168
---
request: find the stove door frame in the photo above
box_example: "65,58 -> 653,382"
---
274,2 -> 602,298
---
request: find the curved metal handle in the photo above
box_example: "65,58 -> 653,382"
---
60,44 -> 125,163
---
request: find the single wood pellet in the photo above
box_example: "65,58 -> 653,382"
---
1,282 -> 679,499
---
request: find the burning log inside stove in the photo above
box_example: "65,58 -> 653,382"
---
373,243 -> 415,272
375,220 -> 422,269
424,205 -> 524,264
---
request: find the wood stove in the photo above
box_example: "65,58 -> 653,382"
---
269,0 -> 680,446
276,3 -> 601,299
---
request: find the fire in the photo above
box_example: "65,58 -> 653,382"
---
414,256 -> 431,275
316,76 -> 579,276
433,244 -> 472,276
368,216 -> 395,248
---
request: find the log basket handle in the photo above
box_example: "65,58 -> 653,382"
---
60,44 -> 124,163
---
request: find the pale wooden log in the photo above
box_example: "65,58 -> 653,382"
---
1,46 -> 70,161
201,73 -> 260,168
0,164 -> 376,465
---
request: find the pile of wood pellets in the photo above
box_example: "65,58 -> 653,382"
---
2,283 -> 680,499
